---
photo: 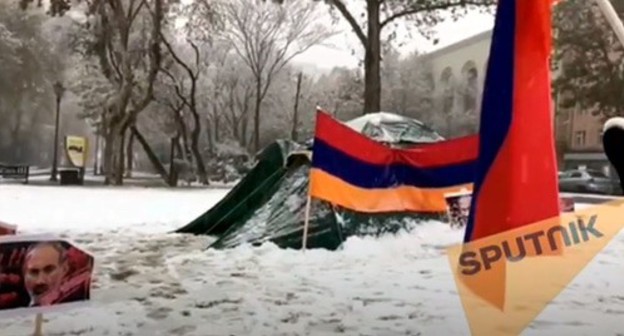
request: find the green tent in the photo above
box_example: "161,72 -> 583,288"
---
175,112 -> 448,250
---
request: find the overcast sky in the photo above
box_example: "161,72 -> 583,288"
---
294,11 -> 495,69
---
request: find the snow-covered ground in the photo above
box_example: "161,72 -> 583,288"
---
0,185 -> 622,335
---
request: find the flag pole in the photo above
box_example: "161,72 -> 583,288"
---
594,0 -> 624,48
33,313 -> 43,336
302,195 -> 312,252
301,106 -> 324,252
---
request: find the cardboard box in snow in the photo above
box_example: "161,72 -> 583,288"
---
0,234 -> 93,317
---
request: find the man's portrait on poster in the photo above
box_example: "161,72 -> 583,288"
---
0,239 -> 93,310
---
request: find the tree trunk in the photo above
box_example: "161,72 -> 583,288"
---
189,109 -> 209,185
9,106 -> 24,162
131,125 -> 172,185
253,78 -> 262,153
181,133 -> 191,163
125,130 -> 134,178
174,137 -> 184,159
214,114 -> 220,143
291,72 -> 303,142
94,128 -> 101,175
212,100 -> 221,143
363,0 -> 382,114
173,109 -> 191,162
230,115 -> 240,143
103,126 -> 116,185
205,118 -> 214,154
169,136 -> 178,186
241,113 -> 248,149
114,125 -> 127,185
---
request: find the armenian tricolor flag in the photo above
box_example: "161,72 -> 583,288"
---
308,109 -> 478,213
463,0 -> 560,243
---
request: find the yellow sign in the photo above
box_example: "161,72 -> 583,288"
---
447,200 -> 624,335
65,136 -> 87,168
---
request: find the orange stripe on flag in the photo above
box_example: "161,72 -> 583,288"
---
309,168 -> 472,213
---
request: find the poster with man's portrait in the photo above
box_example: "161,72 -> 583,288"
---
0,235 -> 93,316
445,191 -> 472,229
0,222 -> 16,236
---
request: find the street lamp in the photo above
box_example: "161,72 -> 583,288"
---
50,81 -> 64,182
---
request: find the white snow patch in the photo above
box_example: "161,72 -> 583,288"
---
345,112 -> 413,132
0,185 -> 621,335
0,185 -> 229,234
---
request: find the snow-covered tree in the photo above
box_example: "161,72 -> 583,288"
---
55,0 -> 167,185
0,3 -> 65,164
273,0 -> 495,114
381,50 -> 436,125
218,0 -> 334,152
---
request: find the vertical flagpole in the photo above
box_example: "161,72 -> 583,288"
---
302,195 -> 312,252
302,106 -> 324,253
33,313 -> 43,336
594,0 -> 624,47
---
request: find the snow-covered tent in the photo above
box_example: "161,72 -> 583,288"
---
175,112 -> 448,250
345,112 -> 444,145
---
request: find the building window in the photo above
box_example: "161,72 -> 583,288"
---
598,130 -> 603,145
575,130 -> 586,147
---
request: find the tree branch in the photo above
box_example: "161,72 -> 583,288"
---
128,0 -> 146,26
380,0 -> 495,28
160,67 -> 190,108
330,0 -> 367,46
129,0 -> 163,116
161,33 -> 197,83
187,39 -> 201,77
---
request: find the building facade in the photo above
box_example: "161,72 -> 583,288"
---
557,102 -> 608,172
422,31 -> 492,137
424,30 -> 610,175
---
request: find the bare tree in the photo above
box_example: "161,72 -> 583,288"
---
222,0 -> 335,152
154,77 -> 191,164
271,0 -> 494,114
381,49 -> 435,122
0,4 -> 64,166
67,0 -> 165,185
161,36 -> 210,185
204,41 -> 231,152
218,59 -> 254,147
313,67 -> 363,120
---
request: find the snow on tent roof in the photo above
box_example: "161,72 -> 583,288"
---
344,112 -> 444,144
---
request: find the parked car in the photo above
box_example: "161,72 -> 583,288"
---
558,169 -> 619,194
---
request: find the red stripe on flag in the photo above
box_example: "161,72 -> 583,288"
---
314,109 -> 479,168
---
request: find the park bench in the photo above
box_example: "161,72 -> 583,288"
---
0,164 -> 29,184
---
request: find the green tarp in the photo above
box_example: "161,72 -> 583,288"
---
175,140 -> 298,236
176,139 -> 446,250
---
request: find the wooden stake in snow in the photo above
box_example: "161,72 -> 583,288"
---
33,313 -> 43,336
594,0 -> 624,48
302,195 -> 312,251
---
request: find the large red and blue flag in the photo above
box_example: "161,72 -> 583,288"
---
309,109 -> 478,213
463,0 -> 560,242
